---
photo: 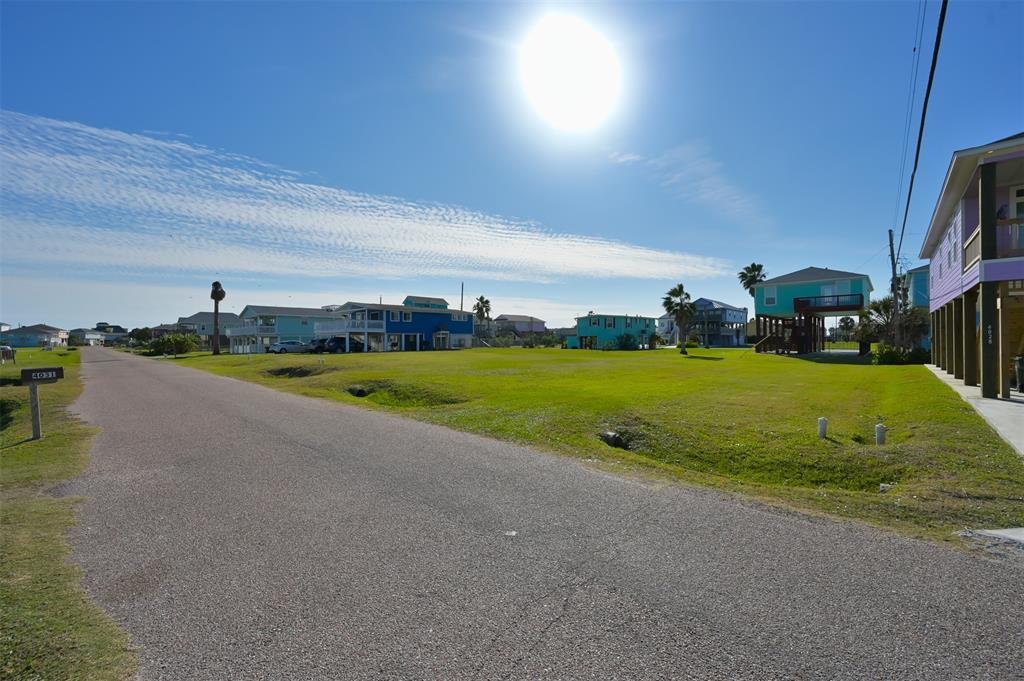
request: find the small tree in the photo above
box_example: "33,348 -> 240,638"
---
663,284 -> 697,355
129,327 -> 153,344
838,316 -> 855,341
210,281 -> 226,355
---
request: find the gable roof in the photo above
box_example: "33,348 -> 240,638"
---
6,324 -> 67,334
240,305 -> 346,318
177,311 -> 243,326
342,301 -> 466,315
919,132 -> 1024,258
754,267 -> 872,288
905,264 -> 929,274
495,314 -> 546,324
693,298 -> 747,312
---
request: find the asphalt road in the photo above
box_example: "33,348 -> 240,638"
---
64,348 -> 1023,680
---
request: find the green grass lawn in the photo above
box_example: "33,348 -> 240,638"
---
1,349 -> 136,680
172,347 -> 1024,544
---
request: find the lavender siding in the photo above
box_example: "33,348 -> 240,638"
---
982,258 -> 1024,281
927,202 -> 969,312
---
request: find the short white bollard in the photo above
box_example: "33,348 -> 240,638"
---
818,417 -> 828,439
875,423 -> 887,445
319,358 -> 325,366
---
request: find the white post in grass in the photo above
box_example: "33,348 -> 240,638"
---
875,424 -> 887,445
817,417 -> 828,439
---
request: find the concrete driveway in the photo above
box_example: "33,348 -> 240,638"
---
64,348 -> 1023,680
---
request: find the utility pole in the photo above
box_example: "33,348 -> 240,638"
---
460,282 -> 464,311
888,228 -> 901,348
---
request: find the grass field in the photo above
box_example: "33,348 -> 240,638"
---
0,349 -> 135,680
173,347 -> 1024,543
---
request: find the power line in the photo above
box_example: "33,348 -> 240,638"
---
896,0 -> 949,262
891,0 -> 928,232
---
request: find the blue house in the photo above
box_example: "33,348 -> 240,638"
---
752,267 -> 872,354
902,264 -> 931,350
565,314 -> 657,350
227,297 -> 474,353
0,324 -> 69,348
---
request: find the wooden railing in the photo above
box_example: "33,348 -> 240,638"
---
963,225 -> 981,271
793,294 -> 864,313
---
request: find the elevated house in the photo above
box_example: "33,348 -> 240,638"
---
919,133 -> 1024,398
494,314 -> 547,337
227,296 -> 474,353
692,298 -> 748,347
227,306 -> 346,354
69,328 -> 107,346
177,311 -> 242,349
0,324 -> 69,348
565,313 -> 657,350
752,267 -> 872,354
902,264 -> 931,350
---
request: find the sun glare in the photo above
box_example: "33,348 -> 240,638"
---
519,14 -> 622,132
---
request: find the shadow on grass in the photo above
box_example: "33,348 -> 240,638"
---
684,355 -> 724,361
788,353 -> 872,365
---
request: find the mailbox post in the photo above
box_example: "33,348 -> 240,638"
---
20,367 -> 64,440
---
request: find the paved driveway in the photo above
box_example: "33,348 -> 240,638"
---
64,348 -> 1023,680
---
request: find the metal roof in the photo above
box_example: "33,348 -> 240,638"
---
754,267 -> 872,289
177,311 -> 243,326
239,305 -> 346,318
495,314 -> 546,323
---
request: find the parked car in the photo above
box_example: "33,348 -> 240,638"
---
268,340 -> 311,354
310,337 -> 346,354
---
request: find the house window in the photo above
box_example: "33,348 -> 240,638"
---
301,320 -> 308,325
764,287 -> 777,306
403,312 -> 412,322
1012,185 -> 1024,219
605,317 -> 615,328
390,311 -> 400,321
626,318 -> 632,328
591,317 -> 599,327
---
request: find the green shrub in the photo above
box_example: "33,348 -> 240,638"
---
147,333 -> 197,357
872,343 -> 930,365
615,334 -> 639,351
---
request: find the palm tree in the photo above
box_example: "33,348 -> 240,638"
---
662,284 -> 697,355
210,281 -> 226,355
737,263 -> 766,298
472,295 -> 491,323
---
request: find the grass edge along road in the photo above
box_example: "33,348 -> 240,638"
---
171,347 -> 1024,546
1,349 -> 136,680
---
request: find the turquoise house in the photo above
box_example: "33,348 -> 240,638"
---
752,267 -> 872,354
565,314 -> 658,350
226,305 -> 344,354
903,264 -> 931,349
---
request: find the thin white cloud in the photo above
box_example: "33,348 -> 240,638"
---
1,111 -> 728,284
609,143 -> 768,225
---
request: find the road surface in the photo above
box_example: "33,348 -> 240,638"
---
63,348 -> 1023,680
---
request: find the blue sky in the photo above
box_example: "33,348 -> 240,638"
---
1,1 -> 1021,329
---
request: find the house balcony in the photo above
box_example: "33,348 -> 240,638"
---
226,324 -> 278,337
793,293 -> 864,313
313,319 -> 386,335
964,219 -> 1024,272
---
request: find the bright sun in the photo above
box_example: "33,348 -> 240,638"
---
519,14 -> 622,132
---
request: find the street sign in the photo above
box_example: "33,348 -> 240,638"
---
20,367 -> 64,440
21,367 -> 64,384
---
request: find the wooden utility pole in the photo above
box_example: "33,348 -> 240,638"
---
888,229 -> 901,349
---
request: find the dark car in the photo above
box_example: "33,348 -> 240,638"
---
310,337 -> 346,354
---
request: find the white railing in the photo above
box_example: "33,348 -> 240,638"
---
963,225 -> 981,271
314,319 -> 386,334
226,324 -> 277,337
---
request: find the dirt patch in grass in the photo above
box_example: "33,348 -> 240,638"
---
356,379 -> 468,408
264,365 -> 341,379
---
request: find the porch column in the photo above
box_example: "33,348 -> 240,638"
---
999,283 -> 1013,399
930,311 -> 937,364
945,304 -> 956,374
962,291 -> 978,387
979,162 -> 999,398
952,297 -> 963,379
979,283 -> 999,398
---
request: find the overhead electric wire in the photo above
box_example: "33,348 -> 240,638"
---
895,0 -> 949,263
891,0 -> 928,235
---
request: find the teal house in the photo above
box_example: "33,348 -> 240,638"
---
565,314 -> 658,350
752,267 -> 872,354
226,305 -> 345,354
903,264 -> 931,349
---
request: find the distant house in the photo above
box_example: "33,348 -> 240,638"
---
494,314 -> 547,336
565,314 -> 657,350
69,328 -> 106,346
902,264 -> 931,350
177,311 -> 242,348
227,305 -> 346,354
151,323 -> 180,339
752,267 -> 872,354
227,296 -> 474,353
692,298 -> 748,347
918,132 -> 1024,398
0,324 -> 69,348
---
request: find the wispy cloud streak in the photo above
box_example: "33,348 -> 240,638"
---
608,144 -> 768,225
1,111 -> 728,282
